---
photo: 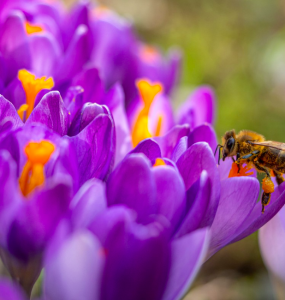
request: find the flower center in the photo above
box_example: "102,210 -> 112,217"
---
131,79 -> 163,147
17,69 -> 54,121
19,140 -> 55,197
228,162 -> 254,178
25,21 -> 44,35
153,158 -> 166,167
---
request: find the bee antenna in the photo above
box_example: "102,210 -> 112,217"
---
214,144 -> 223,165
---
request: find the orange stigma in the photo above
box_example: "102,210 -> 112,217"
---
131,79 -> 163,147
228,162 -> 254,178
17,69 -> 54,121
25,21 -> 44,35
153,158 -> 166,167
19,140 -> 55,197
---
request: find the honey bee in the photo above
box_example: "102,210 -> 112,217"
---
215,130 -> 285,213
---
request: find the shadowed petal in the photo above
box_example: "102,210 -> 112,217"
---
106,154 -> 157,223
162,228 -> 209,300
0,278 -> 27,300
177,142 -> 220,227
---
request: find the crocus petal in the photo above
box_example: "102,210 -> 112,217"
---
162,228 -> 209,300
54,25 -> 90,84
63,86 -> 84,123
231,182 -> 285,243
3,77 -> 26,110
177,142 -> 220,227
101,218 -> 170,300
0,278 -> 27,300
259,206 -> 285,283
177,86 -> 215,128
154,124 -> 190,159
0,95 -> 23,134
7,178 -> 72,261
129,138 -> 161,162
175,171 -> 211,238
72,68 -> 104,104
29,33 -> 61,77
106,154 -> 157,223
70,178 -> 107,230
208,177 -> 259,257
153,165 -> 185,233
0,11 -> 31,83
44,231 -> 104,300
26,91 -> 70,136
66,111 -> 115,185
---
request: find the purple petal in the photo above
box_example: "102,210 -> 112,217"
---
129,138 -> 161,162
7,178 -> 72,261
153,165 -> 185,233
29,33 -> 61,77
0,10 -> 31,83
208,177 -> 259,257
232,182 -> 285,243
106,154 -> 157,223
101,219 -> 170,300
0,95 -> 23,134
154,124 -> 190,159
70,178 -> 107,230
66,112 -> 115,185
54,25 -> 90,84
63,86 -> 84,123
175,171 -> 211,238
72,68 -> 105,104
259,207 -> 285,283
44,231 -> 104,300
103,84 -> 132,166
3,77 -> 26,110
177,142 -> 220,227
162,228 -> 209,300
0,278 -> 27,300
177,86 -> 216,128
26,91 -> 69,136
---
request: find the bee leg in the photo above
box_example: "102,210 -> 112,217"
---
236,153 -> 240,173
273,170 -> 285,186
261,192 -> 271,214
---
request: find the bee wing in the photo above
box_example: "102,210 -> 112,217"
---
248,140 -> 285,151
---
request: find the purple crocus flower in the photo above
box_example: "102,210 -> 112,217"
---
0,278 -> 27,300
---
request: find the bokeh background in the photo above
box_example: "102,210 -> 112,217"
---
1,0 -> 285,299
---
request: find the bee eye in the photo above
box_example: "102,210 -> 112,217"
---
227,137 -> 235,149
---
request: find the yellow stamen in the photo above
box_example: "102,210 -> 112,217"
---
132,79 -> 163,147
153,158 -> 166,167
262,177 -> 275,194
19,140 -> 55,197
18,69 -> 54,120
228,162 -> 254,178
17,104 -> 29,121
25,21 -> 44,35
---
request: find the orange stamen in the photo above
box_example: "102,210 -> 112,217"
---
25,21 -> 44,35
19,140 -> 55,197
132,79 -> 163,147
153,158 -> 166,167
262,177 -> 275,194
140,45 -> 159,63
18,69 -> 54,120
228,162 -> 254,178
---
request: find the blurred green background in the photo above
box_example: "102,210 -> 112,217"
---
95,0 -> 285,299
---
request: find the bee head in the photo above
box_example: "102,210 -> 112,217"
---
222,130 -> 237,160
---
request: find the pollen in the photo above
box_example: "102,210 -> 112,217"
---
132,79 -> 163,147
18,69 -> 54,120
262,177 -> 275,194
25,21 -> 44,35
19,140 -> 55,197
228,162 -> 254,178
153,158 -> 166,167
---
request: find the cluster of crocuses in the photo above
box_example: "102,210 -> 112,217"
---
0,1 -> 285,300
